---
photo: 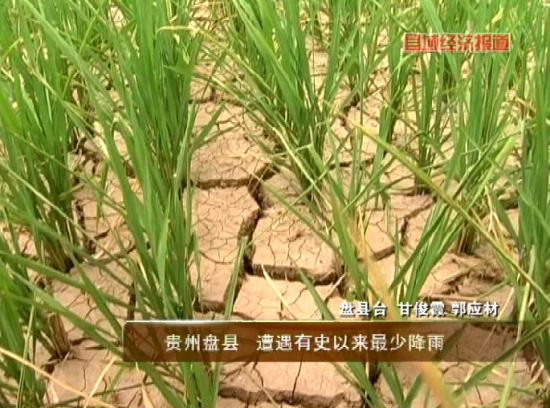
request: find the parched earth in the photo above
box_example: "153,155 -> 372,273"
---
40,82 -> 544,408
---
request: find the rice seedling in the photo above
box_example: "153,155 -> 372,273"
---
0,253 -> 47,408
371,2 -> 415,166
95,0 -> 218,319
2,0 -> 550,407
410,52 -> 447,194
319,0 -> 385,107
83,1 -> 241,406
1,0 -> 237,406
492,0 -> 550,381
215,0 -> 358,207
419,0 -> 521,255
0,1 -> 91,272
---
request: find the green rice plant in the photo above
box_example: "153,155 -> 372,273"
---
299,193 -> 460,408
217,0 -> 266,82
410,52 -> 447,194
0,1 -> 90,272
404,0 -> 466,195
370,3 -> 416,192
506,0 -> 538,95
344,0 -> 384,107
215,0 -> 356,206
107,0 -> 219,189
307,0 -> 327,48
86,2 -> 236,406
61,0 -> 115,149
377,123 -> 516,407
100,0 -> 219,316
0,203 -> 103,408
0,253 -> 47,408
394,134 -> 515,305
0,140 -> 127,406
0,0 -> 238,406
0,221 -> 72,358
421,0 -> 521,255
493,0 -> 550,378
421,0 -> 468,100
412,55 -> 443,194
0,243 -> 134,408
384,29 -> 522,305
0,2 -> 130,404
321,0 -> 385,107
380,2 -> 417,144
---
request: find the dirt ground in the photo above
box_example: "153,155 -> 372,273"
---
36,63 -> 547,408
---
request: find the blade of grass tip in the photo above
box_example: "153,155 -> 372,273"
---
0,346 -> 118,408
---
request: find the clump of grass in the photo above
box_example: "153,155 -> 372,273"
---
494,1 -> 550,382
420,0 -> 521,255
410,52 -> 447,194
99,0 -> 221,321
87,2 -> 237,406
1,0 -> 237,406
216,0 -> 355,206
0,1 -> 91,272
0,258 -> 47,408
321,0 -> 385,107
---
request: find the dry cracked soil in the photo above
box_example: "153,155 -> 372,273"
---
39,77 -> 544,408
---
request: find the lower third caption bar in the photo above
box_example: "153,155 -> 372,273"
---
122,320 -> 516,363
